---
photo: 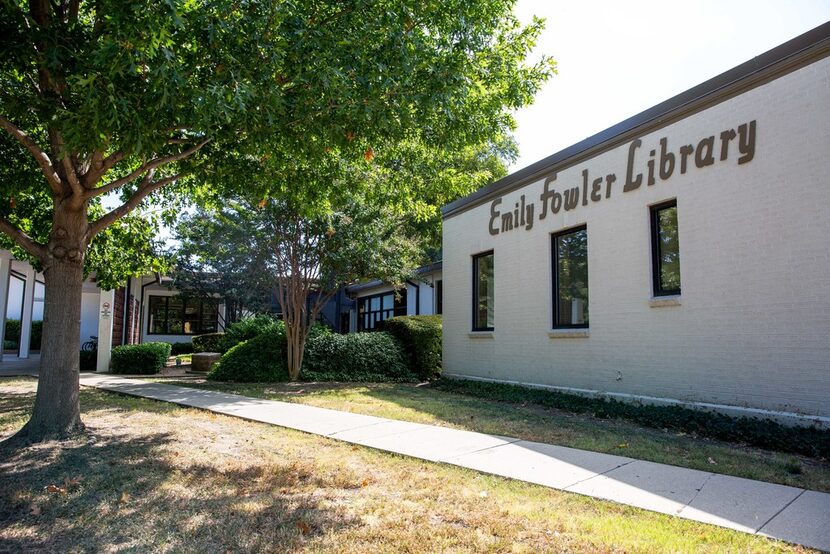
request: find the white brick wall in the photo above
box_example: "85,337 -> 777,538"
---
442,57 -> 830,419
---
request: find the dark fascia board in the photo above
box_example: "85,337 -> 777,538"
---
442,21 -> 830,220
415,261 -> 442,275
347,261 -> 443,294
346,279 -> 386,294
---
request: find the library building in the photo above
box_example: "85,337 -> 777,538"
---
440,23 -> 830,426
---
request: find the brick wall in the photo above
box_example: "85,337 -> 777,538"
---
112,287 -> 125,346
442,56 -> 830,418
110,287 -> 141,346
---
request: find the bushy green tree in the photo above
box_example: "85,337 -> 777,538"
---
0,0 -> 552,442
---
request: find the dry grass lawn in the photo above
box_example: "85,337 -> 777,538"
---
0,377 -> 815,553
150,378 -> 830,493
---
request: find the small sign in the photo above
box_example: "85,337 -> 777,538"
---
101,301 -> 111,319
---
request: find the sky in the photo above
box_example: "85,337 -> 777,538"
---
508,0 -> 830,171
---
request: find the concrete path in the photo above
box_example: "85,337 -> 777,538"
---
0,353 -> 39,377
79,374 -> 830,551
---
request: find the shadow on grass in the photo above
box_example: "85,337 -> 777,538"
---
97,378 -> 830,492
0,386 -> 360,552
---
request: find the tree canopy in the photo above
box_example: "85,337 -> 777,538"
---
0,0 -> 553,442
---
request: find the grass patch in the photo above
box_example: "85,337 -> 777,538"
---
148,378 -> 830,493
433,379 -> 830,458
0,377 -> 811,553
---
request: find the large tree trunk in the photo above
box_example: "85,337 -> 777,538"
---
10,201 -> 87,443
284,295 -> 307,381
285,326 -> 306,381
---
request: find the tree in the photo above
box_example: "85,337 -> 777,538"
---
173,207 -> 277,323
178,133 -> 517,379
1,0 -> 552,442
176,192 -> 420,379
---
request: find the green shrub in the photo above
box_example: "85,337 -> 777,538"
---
207,322 -> 392,383
30,321 -> 42,350
302,332 -> 414,382
218,315 -> 282,353
433,379 -> 830,459
208,327 -> 289,382
169,342 -> 194,355
380,315 -> 442,380
3,340 -> 17,350
4,319 -> 21,342
110,342 -> 172,375
192,333 -> 224,353
3,320 -> 43,349
79,350 -> 97,372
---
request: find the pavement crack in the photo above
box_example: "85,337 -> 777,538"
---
754,489 -> 806,534
563,459 -> 636,491
438,437 -> 522,462
676,471 -> 715,514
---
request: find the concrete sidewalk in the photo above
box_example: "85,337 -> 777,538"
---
0,354 -> 39,377
79,374 -> 829,551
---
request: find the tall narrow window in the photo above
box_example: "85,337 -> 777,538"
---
472,252 -> 494,331
435,280 -> 443,315
553,226 -> 589,328
651,201 -> 681,296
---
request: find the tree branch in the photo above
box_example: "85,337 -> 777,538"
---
86,173 -> 181,239
0,115 -> 63,194
60,155 -> 84,197
82,150 -> 125,187
85,139 -> 210,198
0,216 -> 46,260
68,0 -> 80,21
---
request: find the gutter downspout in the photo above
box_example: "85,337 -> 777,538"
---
138,275 -> 161,344
406,280 -> 420,316
121,276 -> 131,345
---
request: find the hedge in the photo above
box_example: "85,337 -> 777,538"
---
110,342 -> 172,375
170,342 -> 194,356
192,333 -> 224,353
3,319 -> 42,350
302,331 -> 414,382
79,350 -> 97,372
433,378 -> 830,459
31,321 -> 42,350
208,327 -> 288,382
4,319 -> 21,342
218,315 -> 282,353
380,315 -> 442,380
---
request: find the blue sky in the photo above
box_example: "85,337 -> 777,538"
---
509,1 -> 830,170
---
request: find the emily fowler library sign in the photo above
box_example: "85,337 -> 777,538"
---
488,120 -> 757,235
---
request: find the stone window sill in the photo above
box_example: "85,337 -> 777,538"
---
548,329 -> 589,339
649,295 -> 681,308
468,331 -> 494,339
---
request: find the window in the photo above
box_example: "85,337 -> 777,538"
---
147,296 -> 218,335
553,226 -> 589,328
435,279 -> 443,315
651,200 -> 681,296
472,252 -> 494,331
357,290 -> 407,331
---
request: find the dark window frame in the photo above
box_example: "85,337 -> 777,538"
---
472,251 -> 494,332
650,200 -> 681,297
552,225 -> 589,329
146,295 -> 219,336
357,290 -> 407,331
435,279 -> 443,315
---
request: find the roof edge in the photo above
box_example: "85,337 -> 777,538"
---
442,21 -> 830,220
